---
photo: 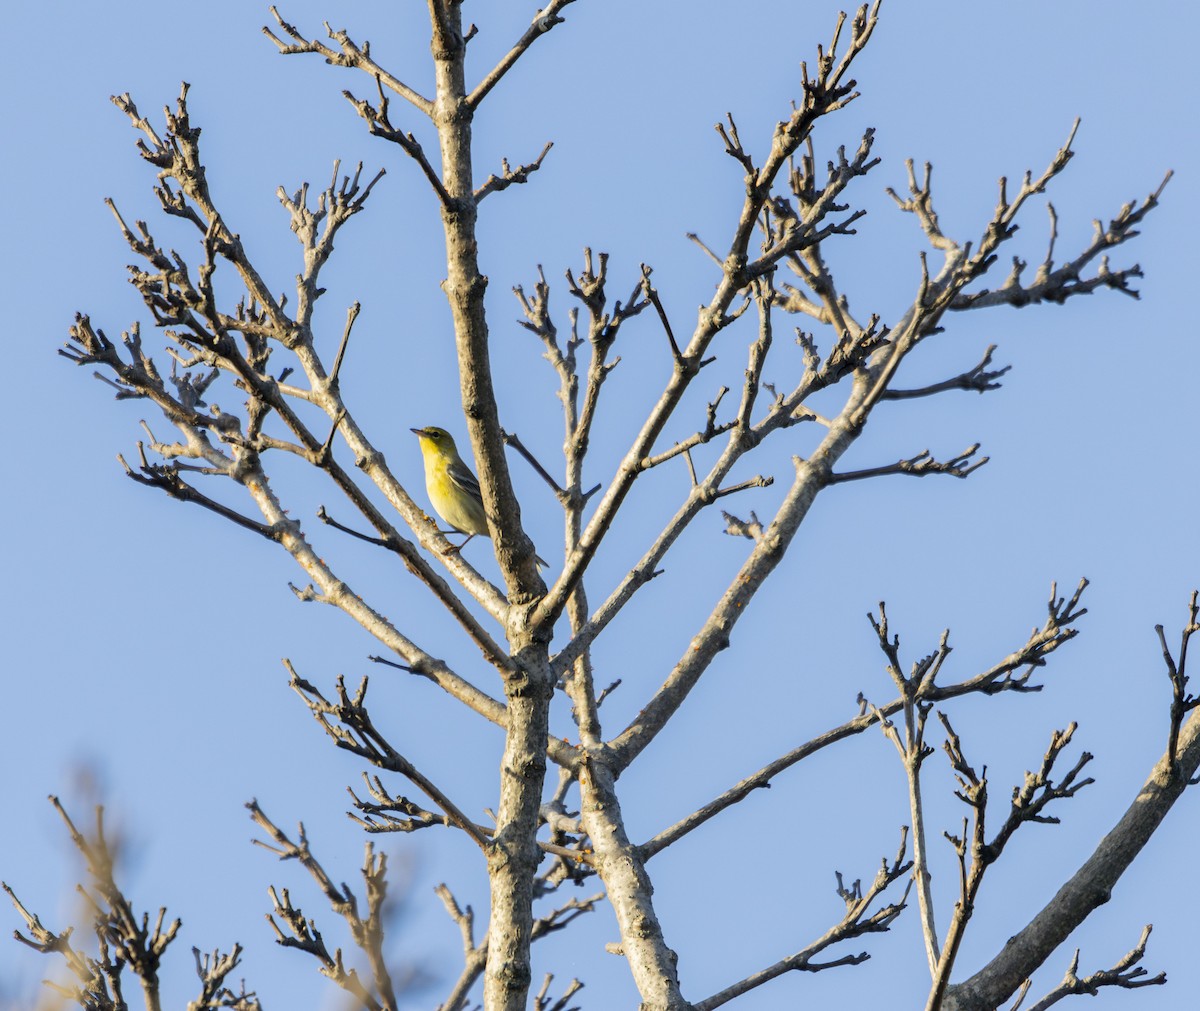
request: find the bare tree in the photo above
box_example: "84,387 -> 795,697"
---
6,3 -> 1195,1010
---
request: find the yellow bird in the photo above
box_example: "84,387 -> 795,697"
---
411,426 -> 547,566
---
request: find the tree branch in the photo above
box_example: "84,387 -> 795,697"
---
951,171 -> 1172,310
1022,925 -> 1165,1011
640,580 -> 1088,860
4,799 -> 192,1011
881,344 -> 1010,400
942,594 -> 1200,1011
264,8 -> 434,116
693,829 -> 911,1010
533,4 -> 883,635
830,444 -> 988,483
250,801 -> 400,1010
475,142 -> 554,202
287,667 -> 495,852
468,0 -> 579,109
928,716 -> 1093,1010
1156,589 -> 1199,772
340,83 -> 452,205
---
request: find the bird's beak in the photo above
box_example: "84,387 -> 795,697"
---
410,427 -> 425,436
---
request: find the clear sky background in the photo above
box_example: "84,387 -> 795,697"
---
2,2 -> 1197,1009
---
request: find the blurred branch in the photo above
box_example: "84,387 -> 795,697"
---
435,883 -> 486,1011
3,799 -> 252,1011
189,946 -> 263,1011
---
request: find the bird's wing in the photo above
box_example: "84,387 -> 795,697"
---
447,458 -> 483,500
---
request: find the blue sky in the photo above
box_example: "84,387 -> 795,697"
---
2,2 -> 1197,1009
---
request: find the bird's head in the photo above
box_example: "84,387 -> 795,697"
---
411,426 -> 458,454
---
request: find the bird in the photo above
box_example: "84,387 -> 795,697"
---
410,426 -> 547,567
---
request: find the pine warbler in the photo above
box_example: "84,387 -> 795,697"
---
411,426 -> 547,566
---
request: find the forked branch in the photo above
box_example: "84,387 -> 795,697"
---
264,8 -> 434,115
942,594 -> 1200,1011
694,829 -> 911,1010
640,581 -> 1089,861
249,801 -> 400,1011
